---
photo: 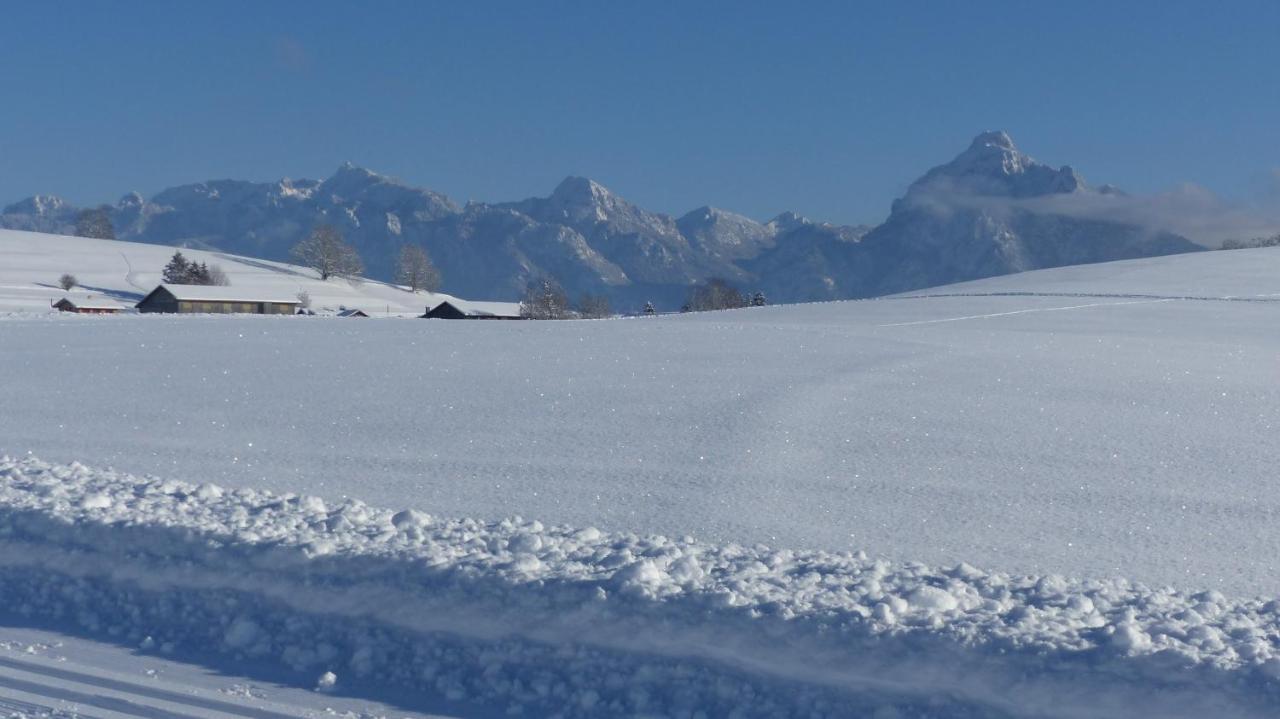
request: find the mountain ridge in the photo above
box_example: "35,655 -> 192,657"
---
1,132 -> 1203,308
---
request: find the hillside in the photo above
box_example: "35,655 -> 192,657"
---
3,246 -> 1280,716
1,132 -> 1203,309
0,228 -> 474,316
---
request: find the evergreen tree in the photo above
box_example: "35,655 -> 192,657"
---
162,252 -> 191,284
643,301 -> 656,316
751,291 -> 767,307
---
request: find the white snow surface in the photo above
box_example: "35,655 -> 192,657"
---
0,229 -> 464,316
2,246 -> 1279,597
1,456 -> 1277,718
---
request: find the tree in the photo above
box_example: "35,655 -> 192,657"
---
74,206 -> 115,240
162,251 -> 192,284
750,291 -> 767,307
58,273 -> 77,290
291,225 -> 364,280
296,290 -> 312,309
576,293 -> 611,319
686,277 -> 746,312
642,301 -> 656,316
395,244 -> 441,293
520,276 -> 570,320
206,264 -> 230,286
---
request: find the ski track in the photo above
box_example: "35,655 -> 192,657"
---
876,297 -> 1175,326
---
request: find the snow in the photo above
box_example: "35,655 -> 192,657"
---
3,249 -> 1280,597
4,230 -> 1280,714
0,229 -> 479,317
1,456 -> 1277,718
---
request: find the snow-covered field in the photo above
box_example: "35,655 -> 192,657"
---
0,229 -> 458,316
3,231 -> 1280,716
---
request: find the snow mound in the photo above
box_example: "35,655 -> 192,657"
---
1,457 -> 1277,717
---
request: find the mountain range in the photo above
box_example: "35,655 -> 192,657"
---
1,131 -> 1201,308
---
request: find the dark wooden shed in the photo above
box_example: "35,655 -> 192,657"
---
420,300 -> 522,320
136,285 -> 299,314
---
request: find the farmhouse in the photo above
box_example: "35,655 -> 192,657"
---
53,297 -> 125,314
420,299 -> 522,320
136,285 -> 299,314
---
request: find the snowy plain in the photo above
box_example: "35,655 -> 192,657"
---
2,230 -> 1280,716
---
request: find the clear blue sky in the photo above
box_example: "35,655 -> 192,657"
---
2,1 -> 1278,226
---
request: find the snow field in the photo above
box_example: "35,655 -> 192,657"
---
1,457 -> 1278,718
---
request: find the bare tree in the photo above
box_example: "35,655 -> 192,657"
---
74,206 -> 115,240
291,225 -> 364,280
686,277 -> 746,312
576,293 -> 611,319
206,264 -> 230,286
296,290 -> 312,309
395,244 -> 441,293
58,273 -> 77,290
520,276 -> 570,320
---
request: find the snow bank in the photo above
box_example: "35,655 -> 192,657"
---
2,457 -> 1277,718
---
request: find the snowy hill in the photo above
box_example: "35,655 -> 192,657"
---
0,228 -> 468,315
3,240 -> 1279,716
0,132 -> 1203,309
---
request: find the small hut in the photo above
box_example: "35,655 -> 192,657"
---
53,297 -> 125,314
420,299 -> 522,320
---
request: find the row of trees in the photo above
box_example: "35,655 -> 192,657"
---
289,225 -> 442,293
519,277 -> 613,320
518,276 -> 766,319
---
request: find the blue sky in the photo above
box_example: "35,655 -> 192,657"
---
2,1 -> 1278,227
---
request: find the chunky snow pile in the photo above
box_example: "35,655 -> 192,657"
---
2,457 -> 1278,718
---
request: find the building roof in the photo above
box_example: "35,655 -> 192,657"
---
336,308 -> 369,317
425,299 -> 522,318
55,296 -> 127,310
143,284 -> 300,304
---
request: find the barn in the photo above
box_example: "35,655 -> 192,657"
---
420,299 -> 522,320
136,285 -> 299,314
53,297 -> 125,314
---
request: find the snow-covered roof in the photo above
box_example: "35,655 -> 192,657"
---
151,284 -> 300,304
428,299 -> 522,318
56,296 -> 126,310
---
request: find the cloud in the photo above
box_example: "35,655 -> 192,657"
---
907,176 -> 1280,247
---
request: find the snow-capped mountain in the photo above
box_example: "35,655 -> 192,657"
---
0,132 -> 1203,307
850,131 -> 1203,296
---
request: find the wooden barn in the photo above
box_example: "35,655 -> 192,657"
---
53,297 -> 125,314
420,299 -> 522,320
136,285 -> 299,314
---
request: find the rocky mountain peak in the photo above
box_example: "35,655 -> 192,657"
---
908,131 -> 1087,200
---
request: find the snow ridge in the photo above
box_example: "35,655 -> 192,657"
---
1,456 -> 1277,717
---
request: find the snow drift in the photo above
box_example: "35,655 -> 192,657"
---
1,457 -> 1277,718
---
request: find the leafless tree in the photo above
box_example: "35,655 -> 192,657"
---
520,276 -> 570,319
395,244 -> 441,293
576,293 -> 611,319
686,277 -> 746,312
206,264 -> 231,286
296,290 -> 312,309
74,206 -> 115,240
291,225 -> 364,280
58,273 -> 77,290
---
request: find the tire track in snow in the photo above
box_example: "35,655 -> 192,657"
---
0,656 -> 301,719
877,298 -> 1176,327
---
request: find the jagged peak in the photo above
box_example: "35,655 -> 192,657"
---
3,194 -> 71,215
550,176 -> 613,204
766,211 -> 812,233
969,130 -> 1017,152
117,191 -> 146,208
